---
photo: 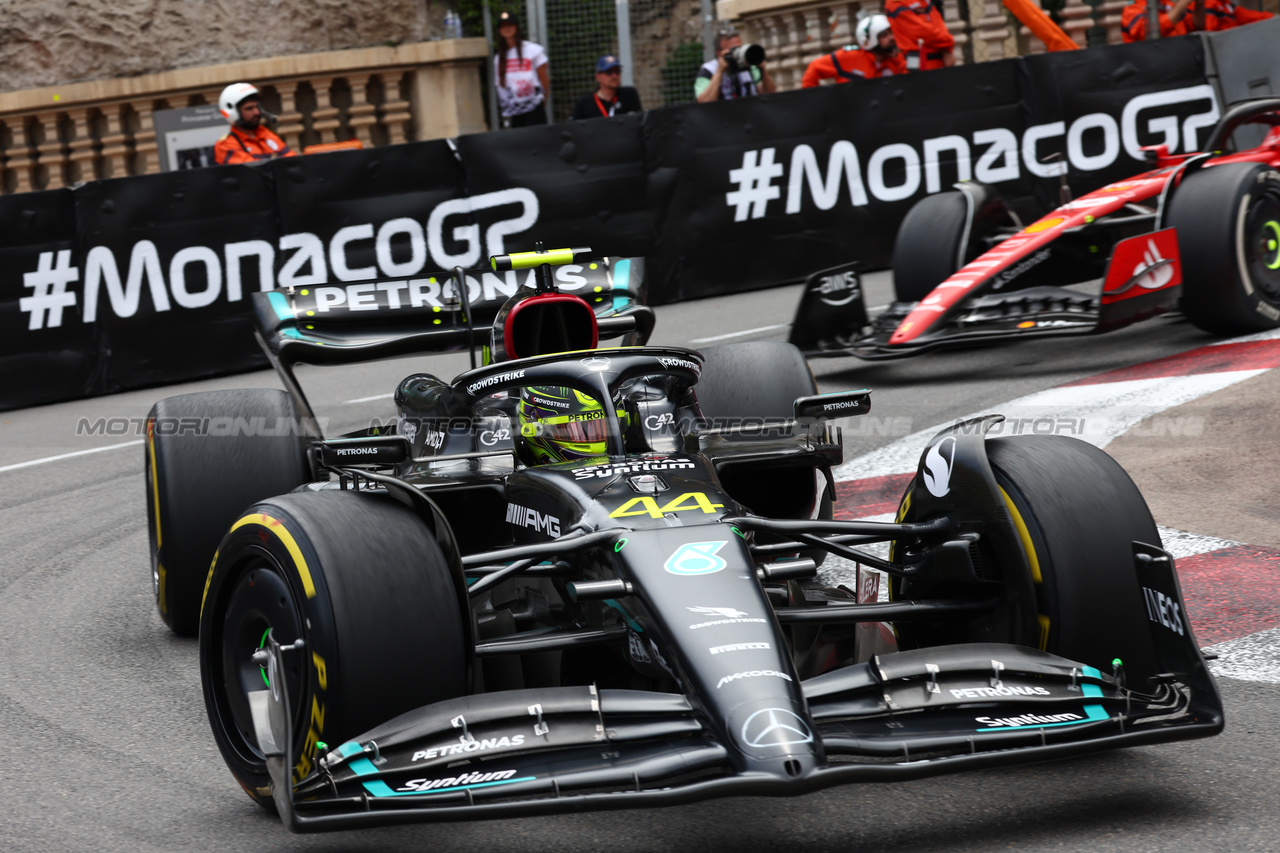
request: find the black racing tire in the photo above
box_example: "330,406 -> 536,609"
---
199,490 -> 467,809
695,341 -> 817,421
891,190 -> 969,303
986,436 -> 1163,688
696,342 -> 833,553
145,389 -> 312,636
1167,162 -> 1280,335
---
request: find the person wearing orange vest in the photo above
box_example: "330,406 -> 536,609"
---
213,83 -> 297,166
883,0 -> 956,70
1196,0 -> 1273,30
802,15 -> 908,87
1120,0 -> 1198,40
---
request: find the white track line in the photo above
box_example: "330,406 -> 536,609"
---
0,439 -> 144,474
1206,629 -> 1280,683
343,392 -> 395,404
833,369 -> 1266,482
689,324 -> 787,344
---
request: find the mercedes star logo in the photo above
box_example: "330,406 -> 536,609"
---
580,356 -> 611,371
741,707 -> 814,748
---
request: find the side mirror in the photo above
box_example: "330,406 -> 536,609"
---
793,390 -> 871,421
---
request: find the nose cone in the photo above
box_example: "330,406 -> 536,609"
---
727,699 -> 824,774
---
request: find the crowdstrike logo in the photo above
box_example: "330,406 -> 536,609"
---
687,605 -> 767,630
726,86 -> 1218,221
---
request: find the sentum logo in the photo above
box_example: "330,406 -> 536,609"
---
922,435 -> 957,497
664,541 -> 729,576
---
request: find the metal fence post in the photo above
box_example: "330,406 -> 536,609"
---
616,0 -> 635,87
483,0 -> 500,131
702,0 -> 716,61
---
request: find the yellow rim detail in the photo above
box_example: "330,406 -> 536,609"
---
999,485 -> 1050,651
147,423 -> 162,550
999,486 -> 1042,584
230,513 -> 316,598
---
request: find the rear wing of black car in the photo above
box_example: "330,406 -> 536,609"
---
250,256 -> 650,435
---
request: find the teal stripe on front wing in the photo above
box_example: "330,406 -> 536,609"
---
267,291 -> 293,322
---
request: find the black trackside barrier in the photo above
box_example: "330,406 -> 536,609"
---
0,29 -> 1265,411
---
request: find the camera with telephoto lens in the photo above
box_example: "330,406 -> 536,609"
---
726,43 -> 766,69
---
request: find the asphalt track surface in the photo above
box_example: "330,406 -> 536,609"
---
3,274 -> 1279,852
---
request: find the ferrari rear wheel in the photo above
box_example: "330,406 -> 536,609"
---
199,490 -> 467,808
1167,162 -> 1280,335
145,389 -> 312,636
986,436 -> 1164,688
891,191 -> 970,303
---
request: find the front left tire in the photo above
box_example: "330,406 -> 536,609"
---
199,490 -> 468,808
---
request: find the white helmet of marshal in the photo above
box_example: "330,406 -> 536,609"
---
856,14 -> 893,51
218,82 -> 260,124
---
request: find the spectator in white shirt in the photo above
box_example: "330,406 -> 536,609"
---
493,10 -> 551,127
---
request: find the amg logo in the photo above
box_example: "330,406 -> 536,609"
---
396,769 -> 521,792
506,503 -> 561,538
976,712 -> 1085,728
412,734 -> 526,761
709,642 -> 771,655
715,669 -> 793,689
950,685 -> 1052,699
1142,586 -> 1185,636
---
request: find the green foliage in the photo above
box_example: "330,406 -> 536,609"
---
661,41 -> 705,108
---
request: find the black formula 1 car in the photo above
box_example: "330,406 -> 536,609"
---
145,248 -> 1221,832
790,97 -> 1280,358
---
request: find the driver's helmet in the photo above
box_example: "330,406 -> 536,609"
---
518,385 -> 615,463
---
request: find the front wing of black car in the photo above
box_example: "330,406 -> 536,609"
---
250,543 -> 1221,832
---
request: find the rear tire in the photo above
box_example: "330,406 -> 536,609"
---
199,490 -> 467,808
697,342 -> 832,549
1166,162 -> 1280,335
696,341 -> 816,421
145,389 -> 312,636
986,436 -> 1163,688
892,191 -> 970,303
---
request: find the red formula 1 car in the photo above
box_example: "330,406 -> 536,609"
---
790,98 -> 1280,358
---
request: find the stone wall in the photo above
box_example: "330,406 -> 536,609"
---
0,0 -> 455,93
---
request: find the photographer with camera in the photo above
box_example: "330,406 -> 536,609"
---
695,30 -> 775,103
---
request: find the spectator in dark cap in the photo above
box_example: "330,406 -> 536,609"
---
572,55 -> 643,120
493,10 -> 550,127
